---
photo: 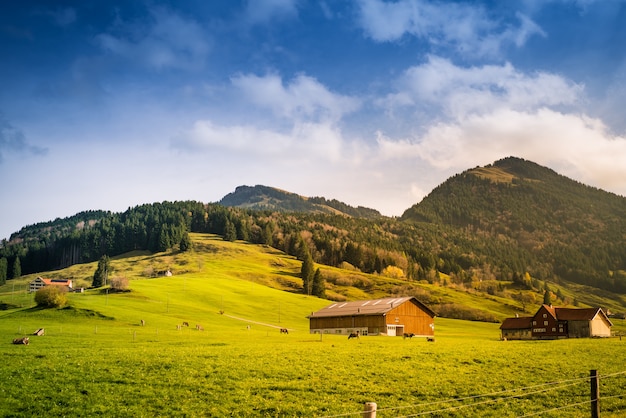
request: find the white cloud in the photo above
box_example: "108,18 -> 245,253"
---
357,0 -> 545,58
231,73 -> 361,123
376,107 -> 626,196
95,7 -> 210,71
172,119 -> 353,164
381,56 -> 583,119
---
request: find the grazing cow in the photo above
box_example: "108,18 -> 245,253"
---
196,324 -> 204,331
182,322 -> 189,327
427,337 -> 435,342
12,337 -> 29,345
140,319 -> 145,327
403,333 -> 415,339
33,328 -> 45,336
348,331 -> 360,339
176,325 -> 182,330
280,328 -> 289,334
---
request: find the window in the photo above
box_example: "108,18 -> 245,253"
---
544,321 -> 548,326
552,328 -> 556,332
543,314 -> 547,318
532,321 -> 537,326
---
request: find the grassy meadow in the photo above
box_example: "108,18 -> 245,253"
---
1,234 -> 626,417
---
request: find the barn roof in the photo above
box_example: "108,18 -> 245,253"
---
308,297 -> 435,318
554,307 -> 613,325
500,317 -> 533,330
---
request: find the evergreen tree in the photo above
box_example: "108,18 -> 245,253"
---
262,223 -> 273,246
223,219 -> 237,242
179,231 -> 192,252
0,257 -> 6,285
311,268 -> 325,298
11,257 -> 21,279
543,289 -> 551,305
300,247 -> 314,295
92,255 -> 111,288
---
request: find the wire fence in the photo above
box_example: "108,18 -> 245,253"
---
320,370 -> 626,417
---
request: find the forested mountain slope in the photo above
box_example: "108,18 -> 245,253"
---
401,157 -> 626,290
2,157 -> 625,313
220,185 -> 382,219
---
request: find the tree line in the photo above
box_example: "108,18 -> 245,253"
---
2,165 -> 626,297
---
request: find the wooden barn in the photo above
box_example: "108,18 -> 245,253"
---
308,297 -> 436,337
500,304 -> 612,340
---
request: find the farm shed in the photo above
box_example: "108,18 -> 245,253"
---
500,304 -> 612,340
308,297 -> 435,337
29,277 -> 73,293
500,317 -> 533,340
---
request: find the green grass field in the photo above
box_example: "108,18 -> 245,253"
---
1,234 -> 626,417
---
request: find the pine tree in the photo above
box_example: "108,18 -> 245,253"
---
311,268 -> 325,298
301,248 -> 314,295
223,220 -> 237,242
11,257 -> 21,279
0,257 -> 6,285
543,289 -> 551,305
92,255 -> 111,288
179,231 -> 192,252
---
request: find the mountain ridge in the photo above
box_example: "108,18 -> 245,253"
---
219,184 -> 383,219
2,156 -> 625,315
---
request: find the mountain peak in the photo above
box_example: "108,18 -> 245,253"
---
219,185 -> 382,219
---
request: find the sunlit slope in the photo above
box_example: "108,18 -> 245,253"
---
3,233 -> 626,329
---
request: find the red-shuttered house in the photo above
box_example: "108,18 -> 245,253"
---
500,304 -> 612,340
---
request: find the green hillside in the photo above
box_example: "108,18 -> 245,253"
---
2,234 -> 626,417
3,233 -> 626,325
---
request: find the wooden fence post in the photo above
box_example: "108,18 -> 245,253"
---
362,402 -> 376,418
590,369 -> 600,418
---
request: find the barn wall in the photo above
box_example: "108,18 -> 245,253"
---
310,315 -> 387,335
590,317 -> 611,337
501,329 -> 532,340
387,301 -> 434,336
568,320 -> 590,338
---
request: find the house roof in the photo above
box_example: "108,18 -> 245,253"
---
502,305 -> 613,329
308,297 -> 435,319
32,277 -> 72,286
500,316 -> 533,330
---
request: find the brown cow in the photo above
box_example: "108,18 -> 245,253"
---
280,328 -> 289,334
12,337 -> 29,345
348,331 -> 360,339
196,324 -> 204,331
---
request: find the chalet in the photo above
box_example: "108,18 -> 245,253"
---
29,277 -> 73,293
500,304 -> 612,340
308,297 -> 436,337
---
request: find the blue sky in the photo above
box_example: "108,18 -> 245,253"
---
2,0 -> 626,240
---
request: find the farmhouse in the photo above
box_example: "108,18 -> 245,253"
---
500,304 -> 612,340
308,296 -> 436,337
29,277 -> 73,293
